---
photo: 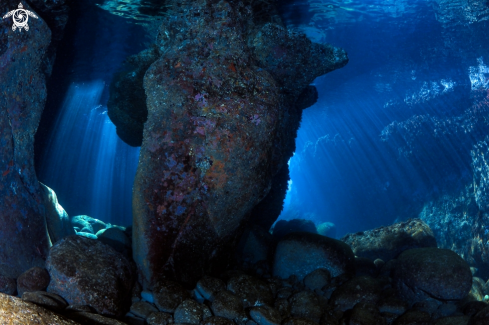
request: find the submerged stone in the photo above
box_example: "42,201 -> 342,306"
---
341,218 -> 437,262
46,235 -> 134,317
393,248 -> 472,304
273,232 -> 355,281
16,266 -> 50,296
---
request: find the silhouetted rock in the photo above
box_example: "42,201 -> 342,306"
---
107,48 -> 159,147
46,235 -> 134,317
16,266 -> 50,296
39,183 -> 75,243
273,232 -> 355,281
393,310 -> 431,325
97,227 -> 131,256
0,292 -> 77,324
393,248 -> 472,304
0,0 -> 52,280
316,222 -> 336,238
272,219 -> 317,240
341,219 -> 437,262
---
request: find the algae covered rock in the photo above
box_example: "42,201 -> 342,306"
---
341,218 -> 437,262
46,235 -> 134,317
393,248 -> 472,304
273,232 -> 355,281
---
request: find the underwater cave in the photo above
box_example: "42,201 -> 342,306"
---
1,0 -> 489,323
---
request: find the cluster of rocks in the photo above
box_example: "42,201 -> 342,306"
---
3,218 -> 489,325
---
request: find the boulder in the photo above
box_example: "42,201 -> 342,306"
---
39,182 -> 75,243
16,266 -> 50,296
0,0 -> 52,280
393,248 -> 472,304
0,292 -> 77,324
273,232 -> 355,281
341,218 -> 437,262
316,222 -> 336,238
272,219 -> 317,240
131,0 -> 348,289
46,235 -> 134,317
0,274 -> 16,295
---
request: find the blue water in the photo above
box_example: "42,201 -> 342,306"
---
277,0 -> 489,236
36,0 -> 148,226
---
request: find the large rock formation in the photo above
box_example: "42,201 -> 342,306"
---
131,0 -> 348,289
0,0 -> 52,279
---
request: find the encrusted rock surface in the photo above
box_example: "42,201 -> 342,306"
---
131,0 -> 348,289
0,0 -> 52,280
46,235 -> 134,317
0,292 -> 77,324
341,218 -> 437,262
273,232 -> 355,281
17,266 -> 50,296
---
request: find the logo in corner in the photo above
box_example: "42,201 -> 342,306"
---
2,3 -> 38,32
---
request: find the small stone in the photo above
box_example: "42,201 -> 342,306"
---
17,266 -> 50,296
201,316 -> 236,325
196,276 -> 226,302
249,305 -> 282,325
274,298 -> 290,319
276,287 -> 293,299
227,274 -> 274,307
303,268 -> 331,291
153,279 -> 191,313
211,290 -> 246,321
22,291 -> 68,312
282,317 -> 318,325
349,303 -> 386,325
131,301 -> 159,319
147,312 -> 174,325
330,276 -> 382,311
141,290 -> 155,303
67,311 -> 128,324
288,290 -> 324,323
174,299 -> 209,324
0,274 -> 16,295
